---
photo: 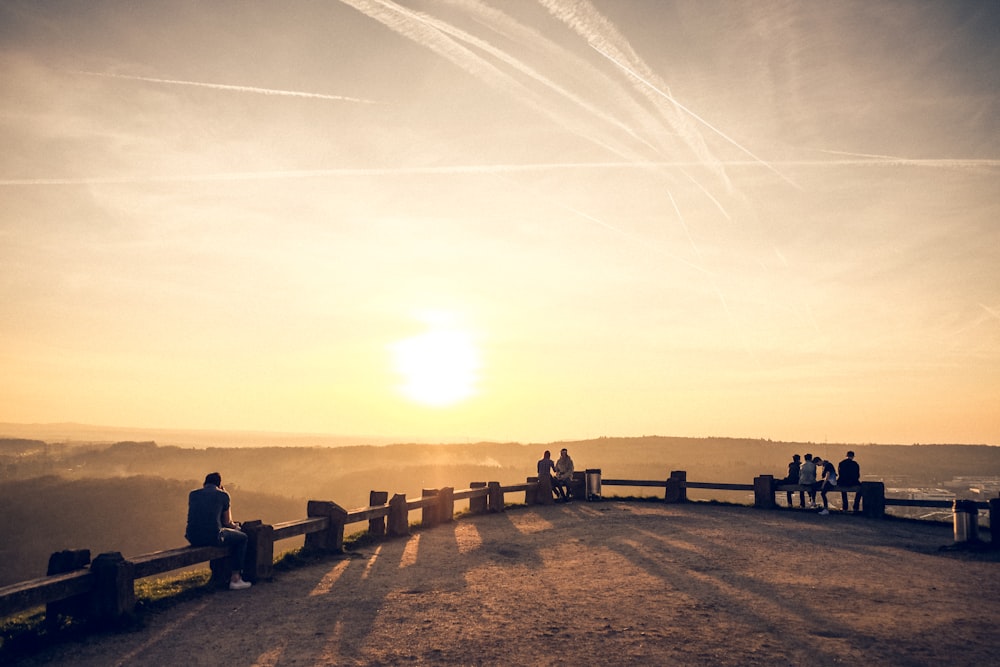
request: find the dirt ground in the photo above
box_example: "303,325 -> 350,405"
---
14,501 -> 1000,666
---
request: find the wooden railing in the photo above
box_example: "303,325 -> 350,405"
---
2,471 -> 997,630
0,481 -> 505,625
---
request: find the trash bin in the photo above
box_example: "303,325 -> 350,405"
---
953,499 -> 979,543
585,469 -> 602,501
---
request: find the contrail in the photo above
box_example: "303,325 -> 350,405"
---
589,45 -> 800,190
339,0 -> 664,163
0,162 -> 693,186
440,0 -> 678,158
385,0 -> 662,156
538,0 -> 730,189
816,149 -> 1000,170
820,148 -> 909,161
73,70 -> 379,104
4,158 -> 994,187
668,190 -> 702,259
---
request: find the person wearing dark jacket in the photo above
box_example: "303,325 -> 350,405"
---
781,454 -> 803,507
186,472 -> 252,590
837,451 -> 862,512
537,450 -> 562,499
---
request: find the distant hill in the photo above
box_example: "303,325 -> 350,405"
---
5,436 -> 999,503
0,422 -> 400,449
3,436 -> 999,588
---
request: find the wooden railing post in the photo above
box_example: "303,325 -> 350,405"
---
305,500 -> 348,553
487,481 -> 504,512
665,470 -> 687,503
989,497 -> 1000,549
388,493 -> 409,537
242,520 -> 274,583
438,487 -> 455,523
209,550 -> 232,587
860,481 -> 886,518
422,489 -> 440,527
369,491 -> 389,536
89,552 -> 135,628
469,482 -> 487,514
570,471 -> 586,500
538,475 -> 555,504
754,475 -> 776,509
45,549 -> 90,629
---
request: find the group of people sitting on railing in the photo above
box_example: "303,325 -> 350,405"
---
777,451 -> 862,515
537,448 -> 575,502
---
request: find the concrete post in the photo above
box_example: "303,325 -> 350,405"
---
524,474 -> 555,505
242,520 -> 274,583
422,489 -> 440,527
89,552 -> 135,628
369,491 -> 389,536
989,497 -> 1000,549
305,500 -> 348,553
45,549 -> 91,628
438,487 -> 455,523
209,549 -> 232,587
754,475 -> 776,509
860,481 -> 886,518
665,470 -> 687,503
388,493 -> 409,537
487,481 -> 504,513
469,482 -> 488,514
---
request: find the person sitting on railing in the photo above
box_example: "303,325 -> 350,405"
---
554,448 -> 575,502
798,454 -> 819,508
837,451 -> 862,513
817,459 -> 837,515
185,471 -> 253,590
779,454 -> 804,508
537,450 -> 563,500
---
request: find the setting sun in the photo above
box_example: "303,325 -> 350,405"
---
391,322 -> 481,408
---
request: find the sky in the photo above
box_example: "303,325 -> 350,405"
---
1,0 -> 998,446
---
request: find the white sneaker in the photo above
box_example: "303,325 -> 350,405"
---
229,579 -> 252,590
818,508 -> 829,515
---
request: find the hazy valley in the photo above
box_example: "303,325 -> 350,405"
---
3,433 -> 999,587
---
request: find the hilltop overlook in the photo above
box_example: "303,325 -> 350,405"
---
10,501 -> 1000,666
3,436 -> 999,587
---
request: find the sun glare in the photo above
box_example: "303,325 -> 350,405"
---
391,322 -> 480,407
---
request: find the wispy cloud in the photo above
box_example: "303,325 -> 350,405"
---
337,0 -> 752,212
818,149 -> 1000,170
588,44 -> 799,190
72,70 -> 379,104
7,158 -> 995,187
536,0 -> 729,186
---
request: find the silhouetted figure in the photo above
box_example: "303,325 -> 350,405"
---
554,448 -> 574,501
537,450 -> 562,499
781,454 -> 804,507
186,471 -> 252,590
798,453 -> 818,508
837,450 -> 862,512
818,459 -> 837,514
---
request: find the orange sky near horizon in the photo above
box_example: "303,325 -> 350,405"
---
1,1 -> 998,446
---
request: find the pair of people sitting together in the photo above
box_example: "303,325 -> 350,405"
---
538,448 -> 574,501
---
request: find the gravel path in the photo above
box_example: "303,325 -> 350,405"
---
15,501 -> 1000,666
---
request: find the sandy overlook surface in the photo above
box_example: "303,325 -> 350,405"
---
16,501 -> 1000,666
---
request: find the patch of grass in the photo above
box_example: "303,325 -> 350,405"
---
0,606 -> 93,661
134,570 -> 213,612
273,546 -> 332,571
0,570 -> 220,662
